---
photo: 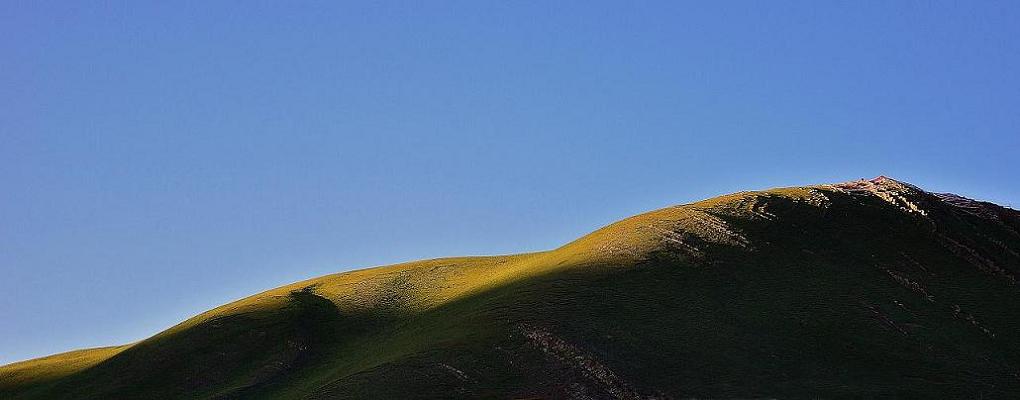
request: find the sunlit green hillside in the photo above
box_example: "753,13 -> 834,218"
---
3,177 -> 1020,399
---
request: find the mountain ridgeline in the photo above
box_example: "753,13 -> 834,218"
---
3,177 -> 1020,399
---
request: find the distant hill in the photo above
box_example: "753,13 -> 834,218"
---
3,177 -> 1020,399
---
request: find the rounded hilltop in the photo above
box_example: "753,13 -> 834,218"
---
3,178 -> 1020,399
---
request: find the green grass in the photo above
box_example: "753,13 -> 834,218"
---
3,178 -> 1020,399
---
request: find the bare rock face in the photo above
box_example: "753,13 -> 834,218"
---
935,192 -> 1009,222
831,176 -> 932,216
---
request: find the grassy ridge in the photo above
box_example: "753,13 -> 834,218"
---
3,178 -> 1020,398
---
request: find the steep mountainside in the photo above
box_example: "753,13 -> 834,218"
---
3,177 -> 1020,399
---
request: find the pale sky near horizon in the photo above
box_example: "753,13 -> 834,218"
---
2,1 -> 1019,365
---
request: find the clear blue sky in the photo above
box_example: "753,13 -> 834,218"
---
2,1 -> 1018,365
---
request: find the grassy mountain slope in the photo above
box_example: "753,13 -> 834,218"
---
3,177 -> 1020,399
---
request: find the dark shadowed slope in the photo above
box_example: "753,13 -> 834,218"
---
3,177 -> 1020,399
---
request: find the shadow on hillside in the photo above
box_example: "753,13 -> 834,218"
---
27,285 -> 350,400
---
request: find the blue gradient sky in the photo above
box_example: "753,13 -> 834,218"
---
2,2 -> 1019,364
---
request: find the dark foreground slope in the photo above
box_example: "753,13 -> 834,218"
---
3,177 -> 1020,399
